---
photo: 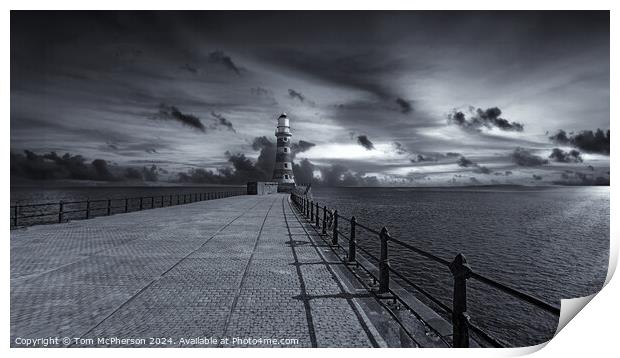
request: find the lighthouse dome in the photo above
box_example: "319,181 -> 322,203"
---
277,113 -> 289,128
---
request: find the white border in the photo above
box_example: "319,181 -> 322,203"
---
3,2 -> 616,358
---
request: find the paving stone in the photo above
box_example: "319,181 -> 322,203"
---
11,194 -> 409,348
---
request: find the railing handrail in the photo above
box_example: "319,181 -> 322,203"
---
11,189 -> 246,228
290,191 -> 560,348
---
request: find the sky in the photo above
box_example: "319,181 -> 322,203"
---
10,11 -> 610,186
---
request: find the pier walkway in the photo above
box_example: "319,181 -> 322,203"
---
11,193 -> 442,347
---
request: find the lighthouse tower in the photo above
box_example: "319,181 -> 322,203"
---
272,113 -> 296,192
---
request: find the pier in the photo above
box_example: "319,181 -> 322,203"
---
10,192 -> 560,348
11,194 -> 432,347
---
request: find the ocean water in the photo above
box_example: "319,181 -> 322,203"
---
311,186 -> 609,346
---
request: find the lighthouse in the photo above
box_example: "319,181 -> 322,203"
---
272,113 -> 296,192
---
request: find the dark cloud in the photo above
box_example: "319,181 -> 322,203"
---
156,104 -> 206,132
178,168 -> 230,184
392,142 -> 407,155
505,170 -> 513,176
208,50 -> 241,75
124,167 -> 143,180
511,147 -> 549,166
251,87 -> 273,96
457,156 -> 476,167
395,97 -> 412,114
532,174 -> 543,181
250,136 -> 270,151
288,89 -> 306,102
457,156 -> 491,174
553,171 -> 609,186
258,49 -> 405,101
292,158 -> 380,187
250,136 -> 277,178
11,150 -> 161,183
142,164 -> 159,181
473,166 -> 492,174
250,86 -> 273,96
291,140 -> 316,155
407,172 -> 429,180
445,152 -> 461,157
210,112 -> 236,133
549,129 -> 609,155
411,154 -> 436,163
318,164 -> 379,187
11,150 -> 105,181
448,107 -> 524,132
549,148 -> 583,163
287,89 -> 315,105
357,135 -> 375,150
226,152 -> 266,181
178,149 -> 273,185
293,158 -> 315,185
176,139 -> 312,185
92,159 -> 115,181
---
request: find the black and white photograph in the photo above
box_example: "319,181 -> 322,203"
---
8,6 -> 613,351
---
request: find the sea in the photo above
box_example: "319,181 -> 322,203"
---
10,185 -> 609,347
311,186 -> 609,346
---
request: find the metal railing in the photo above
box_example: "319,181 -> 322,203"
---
11,189 -> 246,229
291,193 -> 560,348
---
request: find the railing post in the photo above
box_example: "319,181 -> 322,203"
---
14,205 -> 19,227
161,195 -> 164,207
107,199 -> 111,215
315,202 -> 319,227
125,198 -> 128,213
151,197 -> 155,208
140,197 -> 143,210
332,210 -> 339,245
310,201 -> 314,221
58,201 -> 64,223
349,216 -> 357,262
322,206 -> 327,235
449,253 -> 471,348
378,227 -> 390,294
86,200 -> 91,219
